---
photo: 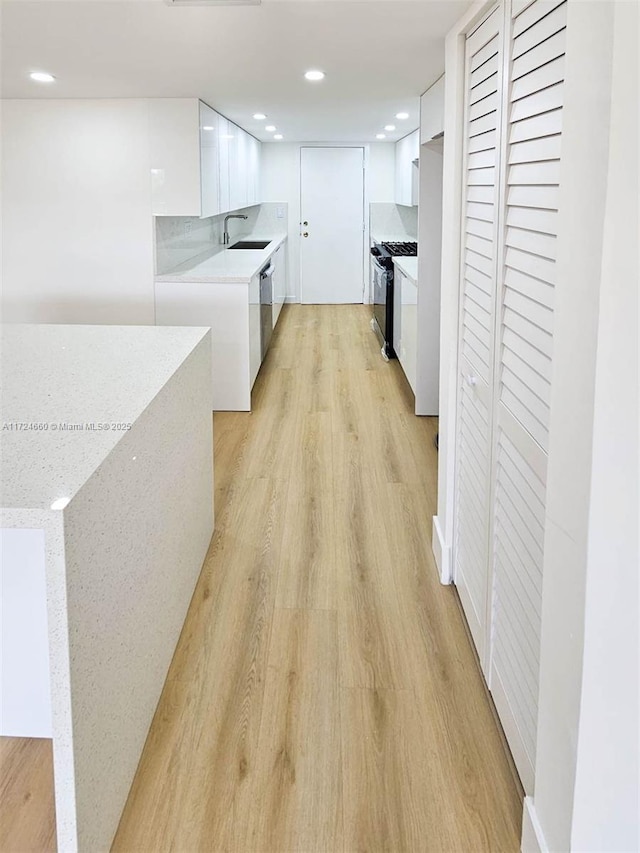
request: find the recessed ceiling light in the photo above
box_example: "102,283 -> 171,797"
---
265,125 -> 276,132
384,125 -> 396,131
30,71 -> 55,83
253,113 -> 266,120
396,112 -> 409,120
376,133 -> 386,140
273,134 -> 283,140
202,125 -> 214,131
304,70 -> 325,82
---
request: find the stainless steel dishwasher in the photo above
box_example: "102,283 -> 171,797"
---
260,261 -> 275,360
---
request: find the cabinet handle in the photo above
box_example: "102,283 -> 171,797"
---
303,232 -> 309,238
465,374 -> 477,387
303,221 -> 309,226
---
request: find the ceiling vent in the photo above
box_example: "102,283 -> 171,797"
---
166,0 -> 260,5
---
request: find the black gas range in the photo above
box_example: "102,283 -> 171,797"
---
370,241 -> 418,359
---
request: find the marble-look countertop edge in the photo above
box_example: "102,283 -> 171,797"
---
155,233 -> 287,284
1,326 -> 211,513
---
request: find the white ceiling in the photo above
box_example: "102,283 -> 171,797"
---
1,0 -> 470,142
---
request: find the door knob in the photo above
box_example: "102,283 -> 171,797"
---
303,232 -> 309,238
465,374 -> 477,387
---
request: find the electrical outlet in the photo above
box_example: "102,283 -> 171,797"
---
184,220 -> 192,237
276,206 -> 285,220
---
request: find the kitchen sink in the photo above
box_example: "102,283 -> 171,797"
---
228,240 -> 271,250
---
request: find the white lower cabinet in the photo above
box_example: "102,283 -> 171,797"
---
155,278 -> 258,412
393,265 -> 417,393
271,243 -> 287,328
248,272 -> 261,389
154,241 -> 285,411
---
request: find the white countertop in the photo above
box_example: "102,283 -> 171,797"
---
155,233 -> 287,284
0,324 -> 210,512
394,257 -> 418,283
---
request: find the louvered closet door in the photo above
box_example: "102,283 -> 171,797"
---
453,6 -> 504,664
489,0 -> 567,794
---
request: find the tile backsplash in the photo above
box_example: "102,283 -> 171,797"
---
369,202 -> 418,241
155,202 -> 288,275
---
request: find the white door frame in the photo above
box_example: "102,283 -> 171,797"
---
298,143 -> 369,304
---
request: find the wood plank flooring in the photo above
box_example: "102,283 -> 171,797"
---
1,305 -> 523,852
0,737 -> 56,851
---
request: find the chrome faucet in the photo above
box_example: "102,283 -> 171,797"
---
223,214 -> 248,245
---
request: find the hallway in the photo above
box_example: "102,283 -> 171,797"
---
112,304 -> 522,851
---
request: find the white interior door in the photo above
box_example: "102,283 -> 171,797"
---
488,0 -> 567,794
453,5 -> 504,666
300,147 -> 364,303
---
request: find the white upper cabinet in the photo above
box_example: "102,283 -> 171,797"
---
246,134 -> 261,206
217,115 -> 231,215
395,129 -> 420,206
229,126 -> 248,212
150,100 -> 202,216
420,75 -> 445,143
150,99 -> 260,218
199,102 -> 219,218
228,122 -> 262,211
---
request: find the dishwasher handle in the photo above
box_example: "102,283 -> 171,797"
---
260,263 -> 275,279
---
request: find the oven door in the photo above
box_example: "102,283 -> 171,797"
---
371,258 -> 391,343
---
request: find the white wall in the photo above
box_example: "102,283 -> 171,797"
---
261,141 -> 396,301
1,100 -> 155,324
569,2 -> 638,849
529,4 -> 639,851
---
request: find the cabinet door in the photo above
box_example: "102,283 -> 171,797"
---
199,102 -> 219,218
217,116 -> 231,214
393,267 -> 403,357
229,125 -> 249,211
271,243 -> 287,327
150,99 -> 201,216
395,136 -> 408,205
248,272 -> 261,388
400,274 -> 418,392
271,246 -> 280,327
395,131 -> 420,206
245,135 -> 260,206
420,75 -> 445,143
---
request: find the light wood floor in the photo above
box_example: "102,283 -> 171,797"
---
1,305 -> 523,852
0,737 -> 56,851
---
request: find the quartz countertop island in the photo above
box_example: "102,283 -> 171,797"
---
0,324 -> 215,852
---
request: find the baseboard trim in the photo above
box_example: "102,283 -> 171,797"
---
521,798 -> 549,853
284,296 -> 299,304
432,515 -> 451,584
